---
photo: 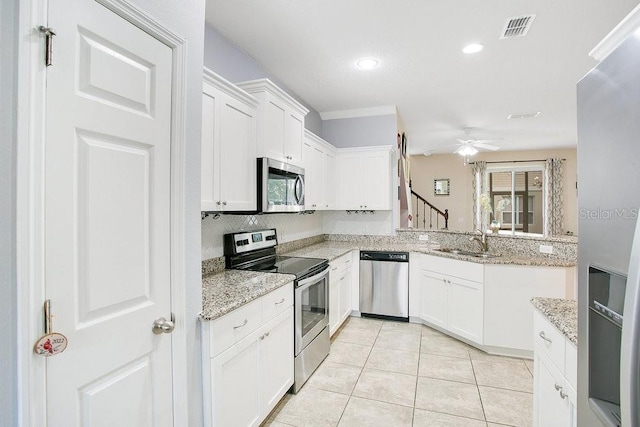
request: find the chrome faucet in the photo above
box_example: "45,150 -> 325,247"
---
470,230 -> 488,252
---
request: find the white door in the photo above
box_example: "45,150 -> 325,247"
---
219,95 -> 256,211
336,155 -> 362,209
260,310 -> 294,415
212,336 -> 261,427
323,151 -> 335,209
44,0 -> 174,425
362,152 -> 391,210
201,81 -> 223,211
448,278 -> 484,343
339,268 -> 352,322
284,111 -> 304,165
420,271 -> 449,329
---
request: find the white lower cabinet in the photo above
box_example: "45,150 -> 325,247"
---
411,252 -> 575,355
202,283 -> 294,427
329,251 -> 354,336
258,309 -> 295,413
535,355 -> 573,427
413,257 -> 484,344
419,270 -> 448,329
448,277 -> 483,343
533,309 -> 577,427
211,332 -> 261,427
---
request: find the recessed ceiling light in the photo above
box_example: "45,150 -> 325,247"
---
463,43 -> 484,54
356,57 -> 379,69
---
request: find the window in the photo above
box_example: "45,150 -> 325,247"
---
486,164 -> 545,235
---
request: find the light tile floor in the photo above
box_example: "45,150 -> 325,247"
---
263,317 -> 534,427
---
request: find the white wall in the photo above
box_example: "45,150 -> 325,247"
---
1,0 -> 18,423
202,213 -> 323,260
322,211 -> 395,235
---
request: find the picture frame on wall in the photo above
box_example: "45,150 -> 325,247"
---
434,178 -> 450,196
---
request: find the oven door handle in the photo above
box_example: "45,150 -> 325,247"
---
296,268 -> 329,291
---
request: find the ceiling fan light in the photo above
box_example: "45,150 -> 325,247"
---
458,146 -> 479,156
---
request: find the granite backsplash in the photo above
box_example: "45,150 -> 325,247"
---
202,229 -> 577,276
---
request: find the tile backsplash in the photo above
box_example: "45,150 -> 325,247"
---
201,212 -> 323,260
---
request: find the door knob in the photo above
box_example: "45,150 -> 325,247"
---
152,317 -> 175,334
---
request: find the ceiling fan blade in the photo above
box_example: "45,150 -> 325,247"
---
474,142 -> 500,151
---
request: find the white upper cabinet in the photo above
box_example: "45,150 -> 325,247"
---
302,130 -> 337,210
336,147 -> 393,210
237,79 -> 308,167
201,68 -> 258,212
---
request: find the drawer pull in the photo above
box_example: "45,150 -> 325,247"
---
539,331 -> 552,344
259,331 -> 270,340
275,298 -> 286,305
331,267 -> 338,271
233,319 -> 248,329
555,383 -> 567,399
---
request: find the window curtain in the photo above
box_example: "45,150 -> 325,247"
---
545,158 -> 565,236
472,161 -> 487,230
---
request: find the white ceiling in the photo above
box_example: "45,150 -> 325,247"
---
205,0 -> 640,155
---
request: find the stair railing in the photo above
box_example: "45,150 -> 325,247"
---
409,182 -> 448,230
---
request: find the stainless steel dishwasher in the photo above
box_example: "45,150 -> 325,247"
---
359,251 -> 409,321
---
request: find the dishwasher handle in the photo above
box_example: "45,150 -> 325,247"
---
360,251 -> 409,262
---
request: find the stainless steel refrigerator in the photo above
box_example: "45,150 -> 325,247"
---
577,26 -> 640,427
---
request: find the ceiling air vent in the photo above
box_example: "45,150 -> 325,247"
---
500,14 -> 536,39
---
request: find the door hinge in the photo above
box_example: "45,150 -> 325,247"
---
38,26 -> 56,67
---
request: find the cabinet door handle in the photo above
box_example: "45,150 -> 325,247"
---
216,201 -> 221,205
555,383 -> 567,399
233,319 -> 248,329
539,331 -> 552,344
275,298 -> 285,305
332,267 -> 338,271
222,201 -> 227,206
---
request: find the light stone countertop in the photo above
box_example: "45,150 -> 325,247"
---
284,241 -> 577,267
200,270 -> 295,321
531,297 -> 578,345
199,241 -> 575,322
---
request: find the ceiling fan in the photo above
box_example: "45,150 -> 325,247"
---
453,127 -> 500,156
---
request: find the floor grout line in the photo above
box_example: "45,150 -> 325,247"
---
470,356 -> 489,424
275,318 -> 533,427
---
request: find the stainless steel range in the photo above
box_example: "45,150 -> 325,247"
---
224,229 -> 330,393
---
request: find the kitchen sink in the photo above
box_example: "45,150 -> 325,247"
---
433,248 -> 500,259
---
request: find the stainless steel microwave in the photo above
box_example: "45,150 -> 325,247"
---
257,158 -> 305,213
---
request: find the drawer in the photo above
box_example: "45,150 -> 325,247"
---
209,298 -> 262,358
330,252 -> 352,275
262,282 -> 293,324
565,341 -> 577,391
421,254 -> 484,283
534,311 -> 566,374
